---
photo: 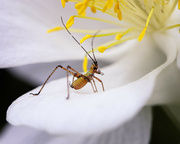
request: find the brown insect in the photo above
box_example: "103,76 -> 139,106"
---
30,17 -> 105,99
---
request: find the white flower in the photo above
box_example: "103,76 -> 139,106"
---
1,0 -> 180,143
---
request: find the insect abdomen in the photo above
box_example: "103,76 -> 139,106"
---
71,77 -> 88,90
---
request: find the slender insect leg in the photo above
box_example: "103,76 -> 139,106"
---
66,65 -> 82,99
66,65 -> 90,82
30,65 -> 77,97
66,66 -> 71,99
93,76 -> 105,91
90,80 -> 96,93
92,77 -> 98,92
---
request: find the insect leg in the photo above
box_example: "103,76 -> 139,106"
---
93,76 -> 105,91
90,80 -> 96,93
66,65 -> 83,99
66,65 -> 89,81
30,65 -> 77,97
92,77 -> 98,92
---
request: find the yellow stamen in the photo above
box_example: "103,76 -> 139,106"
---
138,27 -> 147,41
80,34 -> 92,43
75,0 -> 91,16
77,5 -> 87,16
114,2 -> 119,13
178,0 -> 180,10
91,5 -> 96,13
138,6 -> 155,41
61,0 -> 67,8
47,27 -> 63,33
115,34 -> 123,40
83,55 -> 88,72
102,0 -> 114,12
75,3 -> 84,9
115,28 -> 134,40
66,16 -> 75,29
114,2 -> 122,20
104,36 -> 137,50
98,46 -> 107,53
162,24 -> 180,31
117,10 -> 122,21
67,15 -> 124,27
80,31 -> 130,43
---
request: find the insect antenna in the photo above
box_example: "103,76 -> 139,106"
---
61,17 -> 96,64
91,31 -> 100,65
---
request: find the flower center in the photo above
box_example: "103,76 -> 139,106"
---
49,0 -> 180,72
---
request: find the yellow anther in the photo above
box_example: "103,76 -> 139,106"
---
102,0 -> 114,12
138,6 -> 155,41
75,2 -> 84,9
115,34 -> 123,40
91,5 -> 96,13
178,0 -> 180,10
98,46 -> 106,53
77,6 -> 87,16
75,0 -> 91,16
61,0 -> 67,8
102,5 -> 108,12
66,16 -> 75,29
114,2 -> 119,13
47,27 -> 63,33
117,10 -> 122,21
114,2 -> 122,20
138,27 -> 146,41
80,34 -> 92,43
83,55 -> 88,72
84,0 -> 90,5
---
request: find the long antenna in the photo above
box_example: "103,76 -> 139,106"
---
91,31 -> 100,64
61,17 -> 96,64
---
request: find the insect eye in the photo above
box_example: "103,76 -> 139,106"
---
93,67 -> 97,70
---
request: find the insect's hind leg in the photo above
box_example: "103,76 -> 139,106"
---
66,65 -> 82,99
30,65 -> 73,96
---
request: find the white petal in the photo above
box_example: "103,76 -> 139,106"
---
7,78 -> 153,135
2,107 -> 151,144
148,31 -> 180,104
7,33 -> 176,135
171,30 -> 180,69
168,7 -> 180,69
6,39 -> 136,86
148,61 -> 180,105
0,0 -> 90,68
0,0 -> 125,68
147,32 -> 179,105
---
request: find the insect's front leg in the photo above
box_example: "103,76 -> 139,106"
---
91,77 -> 98,93
93,76 -> 105,91
90,80 -> 96,93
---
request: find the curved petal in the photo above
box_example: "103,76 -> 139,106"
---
2,107 -> 151,144
7,33 -> 176,135
148,61 -> 180,105
168,8 -> 180,69
148,32 -> 180,105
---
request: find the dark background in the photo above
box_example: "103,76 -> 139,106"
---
0,69 -> 180,144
